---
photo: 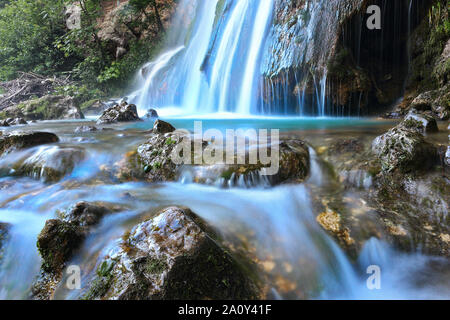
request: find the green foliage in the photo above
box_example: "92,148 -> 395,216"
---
0,0 -> 77,80
0,0 -> 168,98
54,84 -> 105,105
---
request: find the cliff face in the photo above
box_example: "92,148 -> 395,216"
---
259,0 -> 447,116
261,0 -> 366,78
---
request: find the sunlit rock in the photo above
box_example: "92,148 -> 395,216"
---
82,207 -> 259,300
372,124 -> 438,173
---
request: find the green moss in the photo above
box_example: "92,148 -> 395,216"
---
153,162 -> 162,170
80,99 -> 98,111
82,259 -> 117,300
145,257 -> 167,275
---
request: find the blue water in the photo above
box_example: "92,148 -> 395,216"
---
129,116 -> 396,133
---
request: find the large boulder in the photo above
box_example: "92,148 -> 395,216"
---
97,102 -> 141,124
0,131 -> 59,156
32,202 -> 115,300
82,207 -> 259,300
123,125 -> 310,187
372,124 -> 438,174
15,146 -> 85,182
3,95 -> 84,121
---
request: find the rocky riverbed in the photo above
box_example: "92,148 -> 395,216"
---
0,108 -> 448,300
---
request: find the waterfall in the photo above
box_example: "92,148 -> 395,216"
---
133,0 -> 275,115
132,0 -> 421,117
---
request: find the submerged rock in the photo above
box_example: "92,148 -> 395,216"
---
0,131 -> 59,156
3,95 -> 84,120
372,123 -> 438,173
16,146 -> 85,182
32,202 -> 116,300
97,102 -> 141,124
74,126 -> 98,133
83,207 -> 259,300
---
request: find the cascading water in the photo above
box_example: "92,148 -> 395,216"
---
132,0 -> 423,117
132,0 -> 275,115
0,120 -> 449,300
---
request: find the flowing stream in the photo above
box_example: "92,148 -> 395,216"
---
0,119 -> 449,300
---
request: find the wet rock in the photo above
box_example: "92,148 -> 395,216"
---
0,131 -> 59,156
133,131 -> 186,182
37,219 -> 85,275
16,146 -> 85,182
372,124 -> 438,174
6,117 -> 27,125
145,108 -> 159,119
405,86 -> 450,121
83,207 -> 259,300
59,201 -> 113,227
0,222 -> 10,261
410,92 -> 433,111
152,119 -> 175,134
0,120 -> 9,127
328,138 -> 364,154
401,111 -> 439,135
3,95 -> 84,120
123,128 -> 310,186
32,202 -> 115,300
75,126 -> 98,133
97,102 -> 141,125
446,147 -> 450,168
316,210 -> 356,251
371,172 -> 450,257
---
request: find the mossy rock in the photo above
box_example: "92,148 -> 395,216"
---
372,125 -> 438,174
0,131 -> 59,156
37,219 -> 85,274
83,207 -> 260,300
5,95 -> 84,121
